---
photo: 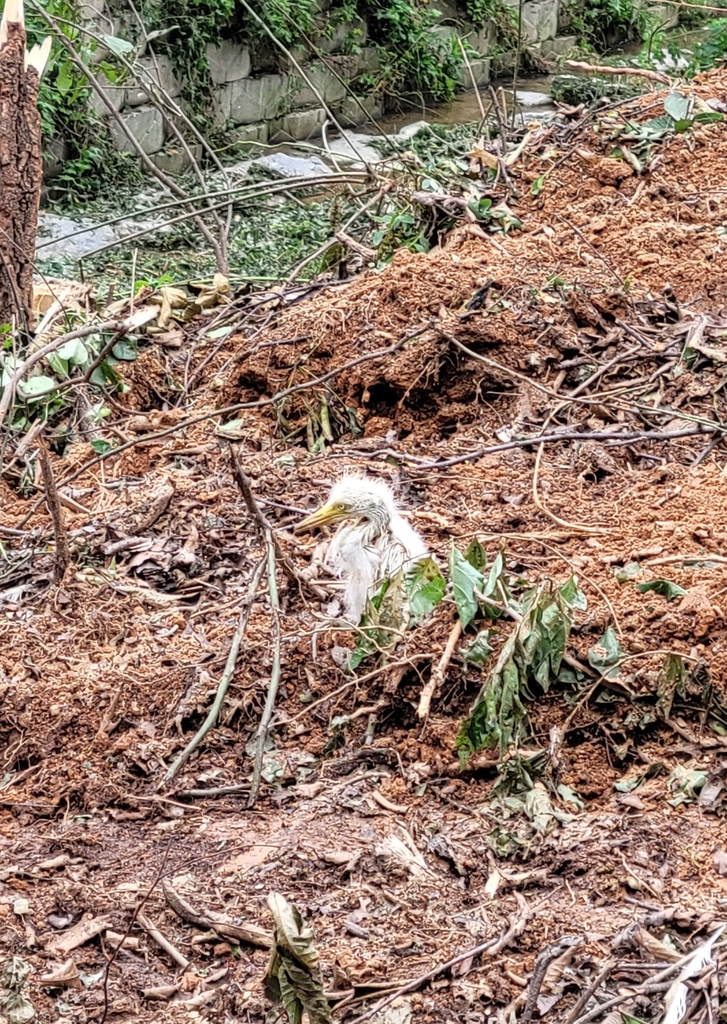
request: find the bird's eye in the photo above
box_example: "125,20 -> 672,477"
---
337,503 -> 346,511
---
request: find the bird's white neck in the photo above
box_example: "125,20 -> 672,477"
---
359,505 -> 391,541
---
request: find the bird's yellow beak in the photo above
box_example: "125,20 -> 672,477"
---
295,502 -> 348,533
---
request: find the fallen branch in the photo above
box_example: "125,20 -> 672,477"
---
174,783 -> 250,799
136,912 -> 190,970
533,440 -> 609,536
565,59 -> 671,84
37,436 -> 70,582
162,878 -> 271,948
349,895 -> 532,1023
18,331 -> 422,528
163,555 -> 267,784
248,527 -> 282,808
417,616 -> 462,719
100,838 -> 173,1024
564,958 -> 617,1024
520,937 -> 583,1024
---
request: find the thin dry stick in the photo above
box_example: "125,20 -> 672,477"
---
458,37 -> 486,122
18,333 -> 419,527
533,441 -> 609,536
248,528 -> 282,808
237,0 -> 372,169
230,445 -> 327,601
558,214 -> 626,290
350,896 -> 532,1024
418,616 -> 463,719
564,958 -> 617,1024
419,425 -> 711,471
520,939 -> 582,1024
565,58 -> 671,84
100,837 -> 173,1024
37,436 -> 70,582
136,913 -> 190,970
285,655 -> 434,726
286,186 -> 387,284
536,537 -> 623,638
163,556 -> 267,784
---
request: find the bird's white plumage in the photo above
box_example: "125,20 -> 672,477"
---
323,476 -> 429,623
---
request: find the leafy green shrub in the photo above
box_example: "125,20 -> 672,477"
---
360,0 -> 463,101
562,0 -> 641,49
26,0 -> 139,199
688,18 -> 727,73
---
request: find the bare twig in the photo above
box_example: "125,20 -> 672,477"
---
37,436 -> 70,582
520,938 -> 582,1024
564,958 -> 617,1024
174,783 -> 250,799
417,616 -> 462,719
230,445 -> 326,601
349,895 -> 532,1023
458,37 -> 486,123
163,556 -> 267,784
162,877 -> 271,948
136,913 -> 190,970
533,441 -> 609,535
237,0 -> 372,170
100,838 -> 173,1024
248,528 -> 282,807
565,59 -> 671,84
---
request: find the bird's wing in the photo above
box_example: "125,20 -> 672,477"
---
389,514 -> 429,564
327,523 -> 380,623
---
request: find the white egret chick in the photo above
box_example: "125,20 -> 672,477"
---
295,476 -> 429,624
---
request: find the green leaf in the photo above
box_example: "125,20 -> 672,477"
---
90,360 -> 120,386
461,630 -> 494,667
464,537 -> 487,571
55,60 -> 74,96
588,626 -> 624,678
265,893 -> 332,1024
667,764 -> 707,806
46,352 -> 69,377
18,375 -> 55,398
102,33 -> 135,56
56,338 -> 89,365
405,556 -> 446,625
530,173 -> 546,196
449,544 -> 485,629
483,550 -> 505,599
559,576 -> 587,611
614,561 -> 642,583
467,197 -> 493,221
90,439 -> 114,454
664,90 -> 691,122
111,338 -> 138,361
636,579 -> 687,600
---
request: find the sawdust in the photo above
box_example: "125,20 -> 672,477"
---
3,68 -> 727,1023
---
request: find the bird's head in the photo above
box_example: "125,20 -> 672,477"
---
295,476 -> 397,533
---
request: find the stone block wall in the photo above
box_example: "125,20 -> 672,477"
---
66,0 -> 566,173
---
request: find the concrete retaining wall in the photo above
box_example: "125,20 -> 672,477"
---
71,0 -> 564,173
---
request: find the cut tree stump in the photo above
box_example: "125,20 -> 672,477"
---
0,7 -> 44,330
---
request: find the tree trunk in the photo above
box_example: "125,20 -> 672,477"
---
0,19 -> 42,331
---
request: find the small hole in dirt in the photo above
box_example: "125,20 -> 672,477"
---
366,382 -> 401,415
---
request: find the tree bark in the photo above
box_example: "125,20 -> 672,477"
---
0,19 -> 42,330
